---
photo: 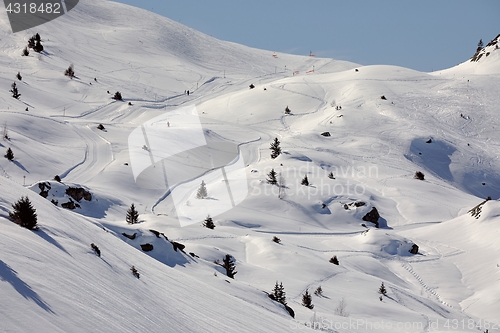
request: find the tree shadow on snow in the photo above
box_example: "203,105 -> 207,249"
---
0,260 -> 54,313
12,160 -> 29,173
34,228 -> 71,256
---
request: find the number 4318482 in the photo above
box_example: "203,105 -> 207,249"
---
6,2 -> 61,14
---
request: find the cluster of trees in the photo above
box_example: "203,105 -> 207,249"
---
21,33 -> 43,56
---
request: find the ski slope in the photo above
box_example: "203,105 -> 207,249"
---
0,0 -> 499,332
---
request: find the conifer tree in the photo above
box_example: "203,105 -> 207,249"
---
301,175 -> 309,186
22,47 -> 29,56
5,147 -> 14,161
329,255 -> 339,265
203,215 -> 215,229
33,40 -> 43,53
267,168 -> 277,185
196,180 -> 208,199
378,282 -> 387,296
221,254 -> 237,279
112,91 -> 123,100
16,72 -> 22,81
314,286 -> 323,296
9,196 -> 38,230
269,281 -> 287,304
10,82 -> 20,99
126,203 -> 139,224
270,138 -> 281,159
64,65 -> 75,78
131,266 -> 140,278
302,289 -> 314,309
28,36 -> 36,49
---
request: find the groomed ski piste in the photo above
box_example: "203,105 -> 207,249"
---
0,1 -> 499,332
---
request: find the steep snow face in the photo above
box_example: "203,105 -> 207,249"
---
1,0 -> 500,332
0,177 -> 295,333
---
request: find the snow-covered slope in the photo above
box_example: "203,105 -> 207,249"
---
1,0 -> 500,332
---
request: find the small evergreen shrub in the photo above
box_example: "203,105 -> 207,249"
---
203,215 -> 215,229
131,266 -> 140,278
5,147 -> 14,161
64,65 -> 75,78
112,91 -> 123,100
329,255 -> 339,265
378,282 -> 387,296
10,82 -> 21,99
91,243 -> 101,257
272,236 -> 281,244
414,171 -> 425,180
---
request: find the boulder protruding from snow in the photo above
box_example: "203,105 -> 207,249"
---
362,207 -> 380,228
66,187 -> 92,202
409,244 -> 419,254
140,243 -> 154,252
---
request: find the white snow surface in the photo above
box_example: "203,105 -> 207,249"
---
0,1 -> 499,332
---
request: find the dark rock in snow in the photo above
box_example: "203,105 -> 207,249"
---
409,244 -> 419,254
140,243 -> 154,252
171,241 -> 185,252
66,187 -> 92,202
122,232 -> 137,240
149,229 -> 161,238
362,207 -> 380,228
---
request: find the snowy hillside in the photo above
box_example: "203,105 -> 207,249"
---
1,0 -> 500,332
